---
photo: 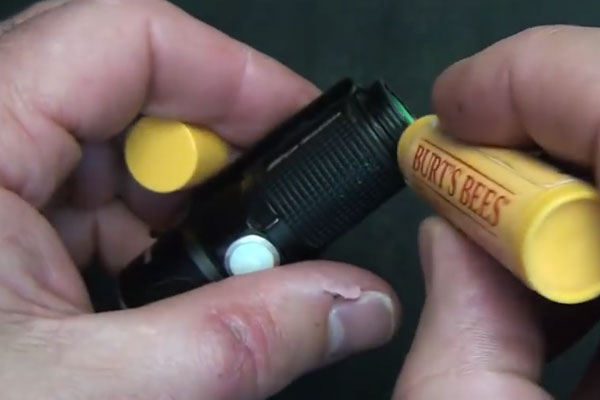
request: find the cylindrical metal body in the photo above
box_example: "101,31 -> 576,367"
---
118,79 -> 413,308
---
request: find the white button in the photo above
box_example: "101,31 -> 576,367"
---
225,235 -> 280,276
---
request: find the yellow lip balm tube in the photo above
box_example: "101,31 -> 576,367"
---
398,115 -> 600,304
125,116 -> 231,193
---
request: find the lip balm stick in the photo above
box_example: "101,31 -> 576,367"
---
398,115 -> 600,305
125,116 -> 232,194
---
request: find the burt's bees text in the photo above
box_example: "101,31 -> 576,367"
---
412,141 -> 512,227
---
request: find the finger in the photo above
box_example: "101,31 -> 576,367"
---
54,263 -> 400,400
68,142 -> 120,209
0,0 -> 319,208
49,142 -> 190,270
119,175 -> 190,230
44,205 -> 95,268
47,200 -> 155,273
60,140 -> 188,231
0,188 -> 90,314
393,217 -> 551,400
95,201 -> 155,274
0,0 -> 69,35
431,24 -> 600,359
432,25 -> 600,170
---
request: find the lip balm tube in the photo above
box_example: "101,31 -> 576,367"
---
125,116 -> 233,194
397,115 -> 600,304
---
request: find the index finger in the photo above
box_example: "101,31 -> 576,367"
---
432,25 -> 600,175
0,0 -> 318,205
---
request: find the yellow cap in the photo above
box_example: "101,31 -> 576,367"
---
125,117 -> 230,193
520,185 -> 600,304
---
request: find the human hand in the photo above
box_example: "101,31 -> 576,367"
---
391,25 -> 600,399
0,1 -> 400,399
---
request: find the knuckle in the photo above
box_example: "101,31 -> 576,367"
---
503,24 -> 575,116
510,25 -> 569,63
0,0 -> 74,38
517,24 -> 569,40
503,26 -> 564,100
201,305 -> 282,397
92,0 -> 167,10
508,25 -> 571,68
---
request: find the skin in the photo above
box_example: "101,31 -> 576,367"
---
392,25 -> 600,400
0,1 -> 598,399
0,1 -> 401,399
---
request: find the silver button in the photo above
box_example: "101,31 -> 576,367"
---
224,235 -> 280,276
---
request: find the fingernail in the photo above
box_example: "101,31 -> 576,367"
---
327,291 -> 396,358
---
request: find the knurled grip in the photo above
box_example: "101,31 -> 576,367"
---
254,82 -> 408,249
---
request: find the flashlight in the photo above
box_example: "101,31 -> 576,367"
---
117,78 -> 413,308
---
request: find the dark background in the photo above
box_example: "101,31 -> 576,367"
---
2,1 -> 600,399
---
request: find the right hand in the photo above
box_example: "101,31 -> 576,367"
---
391,25 -> 600,400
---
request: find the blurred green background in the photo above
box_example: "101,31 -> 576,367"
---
1,1 -> 600,399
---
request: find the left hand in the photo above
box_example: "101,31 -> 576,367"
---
0,1 -> 400,399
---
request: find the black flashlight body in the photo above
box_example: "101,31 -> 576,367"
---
118,79 -> 413,308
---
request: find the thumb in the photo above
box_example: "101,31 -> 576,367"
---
59,263 -> 400,400
393,217 -> 551,400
